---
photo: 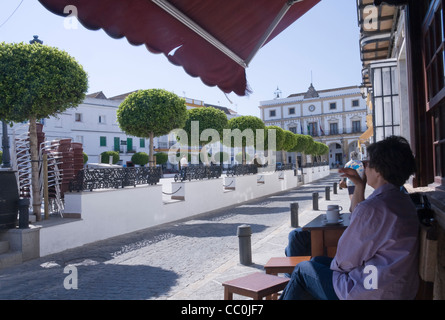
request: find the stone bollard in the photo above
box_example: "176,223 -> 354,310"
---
237,224 -> 252,265
290,202 -> 299,228
325,186 -> 330,201
312,192 -> 319,210
333,182 -> 337,194
18,198 -> 30,229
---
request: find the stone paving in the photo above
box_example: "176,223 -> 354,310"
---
0,170 -> 370,300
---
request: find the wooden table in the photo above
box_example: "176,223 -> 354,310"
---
302,213 -> 350,257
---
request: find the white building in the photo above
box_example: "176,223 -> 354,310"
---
1,91 -> 238,166
259,84 -> 369,167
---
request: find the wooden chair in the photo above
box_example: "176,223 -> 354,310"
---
264,256 -> 311,275
222,272 -> 289,300
222,256 -> 311,300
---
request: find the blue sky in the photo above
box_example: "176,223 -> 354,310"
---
1,0 -> 362,117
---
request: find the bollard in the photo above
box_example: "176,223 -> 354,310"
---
237,225 -> 252,265
333,182 -> 337,194
18,198 -> 30,229
312,192 -> 319,210
325,186 -> 330,201
290,202 -> 299,228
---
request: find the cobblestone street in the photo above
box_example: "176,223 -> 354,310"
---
0,172 -> 351,300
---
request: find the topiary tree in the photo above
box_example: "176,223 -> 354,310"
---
100,151 -> 119,164
117,89 -> 187,167
226,116 -> 266,164
180,107 -> 228,165
83,152 -> 88,164
154,152 -> 168,166
264,125 -> 285,164
0,42 -> 88,219
213,151 -> 230,164
131,152 -> 149,166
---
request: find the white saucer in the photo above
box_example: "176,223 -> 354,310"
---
322,218 -> 343,225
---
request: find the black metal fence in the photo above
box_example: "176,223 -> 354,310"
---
174,165 -> 222,182
226,164 -> 258,176
69,167 -> 162,192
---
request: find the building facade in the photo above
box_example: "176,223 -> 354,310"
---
259,84 -> 369,167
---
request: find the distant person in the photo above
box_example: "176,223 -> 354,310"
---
280,135 -> 419,300
343,151 -> 364,202
180,155 -> 188,169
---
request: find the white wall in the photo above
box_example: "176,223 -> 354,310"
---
39,167 -> 330,256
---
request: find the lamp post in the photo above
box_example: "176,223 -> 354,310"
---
1,121 -> 11,168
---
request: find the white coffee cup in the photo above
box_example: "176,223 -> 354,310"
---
326,209 -> 340,222
327,205 -> 343,211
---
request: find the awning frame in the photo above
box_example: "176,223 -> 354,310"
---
152,0 -> 303,68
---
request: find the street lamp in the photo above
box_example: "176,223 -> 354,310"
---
29,35 -> 43,45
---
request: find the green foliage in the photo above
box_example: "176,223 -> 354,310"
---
83,152 -> 88,164
154,152 -> 168,165
181,107 -> 228,146
100,151 -> 119,164
131,152 -> 149,166
282,130 -> 297,152
235,152 -> 251,163
265,125 -> 285,151
226,115 -> 266,148
289,134 -> 310,153
0,42 -> 88,122
213,151 -> 229,163
116,89 -> 187,138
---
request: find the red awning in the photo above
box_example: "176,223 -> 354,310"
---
38,0 -> 320,96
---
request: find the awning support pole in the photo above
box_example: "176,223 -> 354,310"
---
244,0 -> 302,66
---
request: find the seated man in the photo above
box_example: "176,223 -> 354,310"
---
280,136 -> 419,300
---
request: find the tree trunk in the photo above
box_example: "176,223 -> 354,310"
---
149,132 -> 154,167
29,117 -> 41,221
201,144 -> 210,165
242,147 -> 246,164
281,149 -> 286,164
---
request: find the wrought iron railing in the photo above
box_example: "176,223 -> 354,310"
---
69,167 -> 162,192
276,163 -> 293,171
226,164 -> 258,176
174,165 -> 222,182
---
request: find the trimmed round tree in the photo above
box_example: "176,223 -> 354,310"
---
226,116 -> 266,164
180,107 -> 228,165
280,129 -> 296,164
0,42 -> 88,219
117,89 -> 187,167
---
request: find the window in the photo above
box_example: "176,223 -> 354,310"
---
289,127 -> 297,134
140,138 -> 145,148
329,123 -> 338,135
423,0 -> 445,184
100,136 -> 107,147
75,113 -> 82,122
329,102 -> 337,110
98,115 -> 106,124
308,122 -> 318,136
352,99 -> 360,107
114,137 -> 120,152
269,110 -> 276,117
127,138 -> 133,152
352,121 -> 361,133
289,107 -> 295,115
